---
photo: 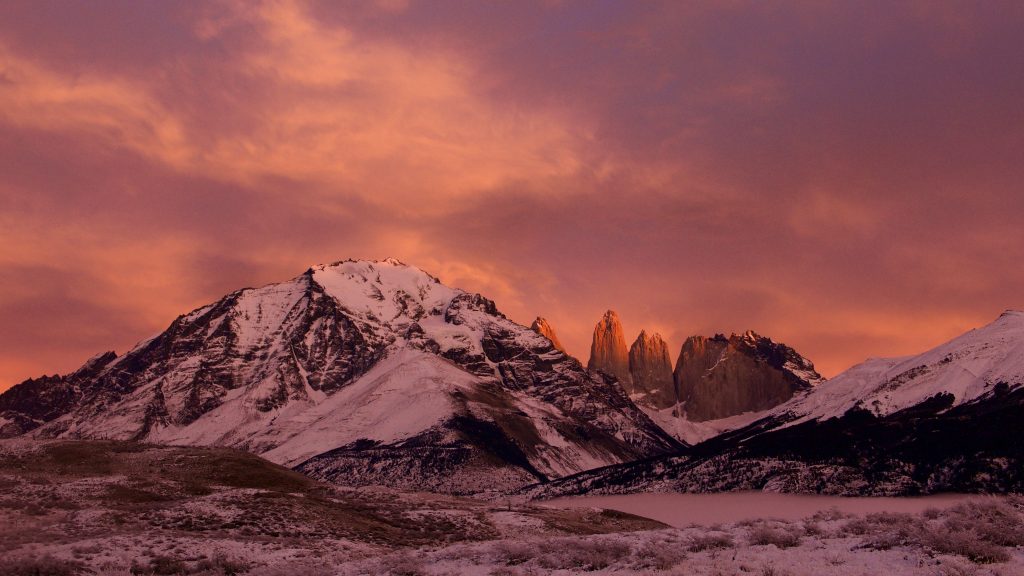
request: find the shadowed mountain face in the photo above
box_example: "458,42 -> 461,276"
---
587,310 -> 632,386
0,259 -> 681,494
674,331 -> 824,422
628,331 -> 674,408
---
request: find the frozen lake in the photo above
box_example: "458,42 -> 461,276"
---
544,492 -> 979,527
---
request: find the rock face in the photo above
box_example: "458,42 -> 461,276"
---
530,317 -> 566,353
0,259 -> 681,494
674,331 -> 824,422
627,331 -> 674,408
587,310 -> 632,386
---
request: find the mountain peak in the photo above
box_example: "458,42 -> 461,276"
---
588,310 -> 631,384
628,330 -> 673,406
530,316 -> 566,353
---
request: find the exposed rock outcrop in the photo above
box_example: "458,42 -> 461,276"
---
674,331 -> 823,421
587,310 -> 632,385
530,317 -> 566,353
628,331 -> 674,408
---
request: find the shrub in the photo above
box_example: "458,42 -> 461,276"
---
748,526 -> 801,549
379,552 -> 428,576
494,541 -> 534,565
631,541 -> 687,570
943,499 -> 1024,548
687,533 -> 734,552
194,553 -> 250,575
0,555 -> 84,576
920,526 -> 1010,564
535,539 -> 631,571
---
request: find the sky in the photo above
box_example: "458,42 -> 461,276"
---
1,0 -> 1023,391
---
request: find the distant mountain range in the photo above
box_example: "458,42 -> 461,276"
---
533,310 -> 1024,497
2,259 -> 1021,496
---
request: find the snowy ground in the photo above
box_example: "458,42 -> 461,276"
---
2,440 -> 1023,575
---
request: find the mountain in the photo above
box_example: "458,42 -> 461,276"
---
531,311 -> 1024,497
530,317 -> 566,353
0,259 -> 681,494
587,310 -> 632,385
627,331 -> 674,408
674,331 -> 824,421
626,330 -> 823,445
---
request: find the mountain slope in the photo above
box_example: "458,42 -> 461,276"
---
533,311 -> 1024,497
0,259 -> 681,493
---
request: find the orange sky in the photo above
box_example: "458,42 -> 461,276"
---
1,1 -> 1023,390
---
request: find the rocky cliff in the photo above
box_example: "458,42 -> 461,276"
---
587,310 -> 632,385
674,331 -> 823,421
530,317 -> 566,353
627,331 -> 675,408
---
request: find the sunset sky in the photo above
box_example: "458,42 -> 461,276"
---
1,1 -> 1023,391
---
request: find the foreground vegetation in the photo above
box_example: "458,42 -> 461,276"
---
2,440 -> 1022,575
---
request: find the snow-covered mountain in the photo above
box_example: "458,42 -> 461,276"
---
533,310 -> 1024,497
777,309 -> 1024,424
0,259 -> 681,493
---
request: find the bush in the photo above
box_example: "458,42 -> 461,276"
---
943,499 -> 1024,548
920,526 -> 1010,564
194,554 -> 250,575
0,555 -> 84,576
494,541 -> 534,565
748,526 -> 801,549
631,541 -> 687,570
687,533 -> 734,552
379,552 -> 427,576
535,539 -> 631,571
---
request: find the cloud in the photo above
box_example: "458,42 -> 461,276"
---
1,1 -> 1023,389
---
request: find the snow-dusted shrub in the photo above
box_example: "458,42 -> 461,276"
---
759,564 -> 792,576
494,541 -> 534,565
0,555 -> 84,576
801,520 -> 825,537
809,507 -> 848,522
920,525 -> 1010,564
246,564 -> 333,576
194,553 -> 250,575
534,539 -> 631,571
630,541 -> 687,570
378,552 -> 429,576
487,568 -> 526,576
131,555 -> 189,575
748,526 -> 801,549
857,512 -> 922,550
942,499 -> 1024,547
687,533 -> 734,552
